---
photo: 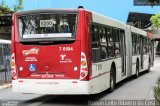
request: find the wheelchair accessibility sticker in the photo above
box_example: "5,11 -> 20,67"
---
29,64 -> 36,71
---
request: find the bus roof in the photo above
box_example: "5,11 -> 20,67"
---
17,8 -> 78,15
130,26 -> 147,36
91,11 -> 126,30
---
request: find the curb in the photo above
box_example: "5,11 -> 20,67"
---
0,84 -> 12,90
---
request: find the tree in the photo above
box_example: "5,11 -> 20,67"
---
14,0 -> 23,12
150,14 -> 160,28
148,0 -> 160,28
0,0 -> 23,16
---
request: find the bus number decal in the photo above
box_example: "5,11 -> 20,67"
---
40,20 -> 54,27
59,47 -> 73,52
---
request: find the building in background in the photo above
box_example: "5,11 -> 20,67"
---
127,12 -> 153,29
0,15 -> 12,40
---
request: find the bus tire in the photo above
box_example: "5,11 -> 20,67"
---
135,61 -> 139,78
109,66 -> 116,92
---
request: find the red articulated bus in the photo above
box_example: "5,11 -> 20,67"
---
11,7 -> 154,94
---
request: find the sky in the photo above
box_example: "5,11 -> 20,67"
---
1,0 -> 160,22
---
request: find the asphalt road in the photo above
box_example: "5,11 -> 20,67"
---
0,57 -> 160,106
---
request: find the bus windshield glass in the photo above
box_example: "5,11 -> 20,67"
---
18,13 -> 77,39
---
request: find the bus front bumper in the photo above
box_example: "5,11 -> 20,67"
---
12,79 -> 89,95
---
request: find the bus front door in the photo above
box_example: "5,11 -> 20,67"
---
120,30 -> 126,76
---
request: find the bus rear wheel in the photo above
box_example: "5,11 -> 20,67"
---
109,67 -> 115,92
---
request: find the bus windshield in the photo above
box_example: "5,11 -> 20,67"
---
18,13 -> 77,39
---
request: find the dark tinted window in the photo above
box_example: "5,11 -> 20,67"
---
132,33 -> 141,55
92,25 -> 100,48
108,28 -> 115,58
114,29 -> 120,57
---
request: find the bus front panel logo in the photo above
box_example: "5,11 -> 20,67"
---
22,48 -> 39,56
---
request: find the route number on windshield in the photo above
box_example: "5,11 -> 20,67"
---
40,20 -> 54,27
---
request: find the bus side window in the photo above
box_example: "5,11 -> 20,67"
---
143,38 -> 148,54
100,27 -> 108,59
108,27 -> 115,58
136,35 -> 140,54
132,33 -> 136,55
148,39 -> 150,51
91,24 -> 101,63
114,29 -> 120,57
100,45 -> 107,59
92,25 -> 100,48
148,38 -> 152,53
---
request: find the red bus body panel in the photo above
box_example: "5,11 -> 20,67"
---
15,42 -> 81,79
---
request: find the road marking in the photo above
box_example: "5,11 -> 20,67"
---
27,96 -> 57,106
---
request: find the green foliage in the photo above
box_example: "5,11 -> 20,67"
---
14,0 -> 23,12
0,0 -> 10,16
150,14 -> 160,28
153,77 -> 160,106
0,0 -> 23,16
154,86 -> 160,106
154,77 -> 160,106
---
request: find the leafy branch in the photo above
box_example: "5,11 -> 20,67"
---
0,0 -> 23,16
150,14 -> 160,28
14,0 -> 23,12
